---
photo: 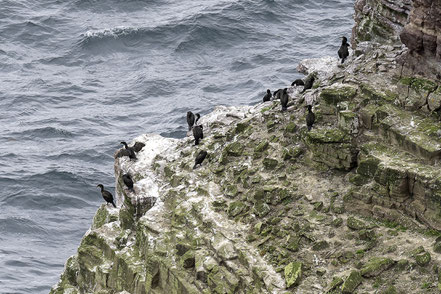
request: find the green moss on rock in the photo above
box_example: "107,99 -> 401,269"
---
320,86 -> 357,105
228,201 -> 246,217
284,261 -> 302,288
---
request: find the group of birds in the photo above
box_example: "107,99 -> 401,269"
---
187,111 -> 208,169
263,36 -> 349,130
96,37 -> 350,208
97,141 -> 145,208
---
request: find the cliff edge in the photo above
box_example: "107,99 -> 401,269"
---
51,1 -> 441,293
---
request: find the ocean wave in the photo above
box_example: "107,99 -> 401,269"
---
77,2 -> 274,52
12,126 -> 76,139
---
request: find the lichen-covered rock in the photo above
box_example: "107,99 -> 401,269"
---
284,261 -> 302,288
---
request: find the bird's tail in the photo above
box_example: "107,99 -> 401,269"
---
341,58 -> 346,64
282,106 -> 287,111
130,188 -> 135,193
193,164 -> 198,169
112,201 -> 116,208
307,125 -> 312,131
195,139 -> 199,145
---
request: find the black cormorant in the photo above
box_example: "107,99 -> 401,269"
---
122,174 -> 134,192
301,75 -> 315,94
120,141 -> 137,161
338,36 -> 350,64
193,125 -> 203,145
281,88 -> 289,111
263,89 -> 272,102
193,150 -> 208,169
291,79 -> 305,87
187,111 -> 195,131
97,184 -> 116,208
306,105 -> 315,131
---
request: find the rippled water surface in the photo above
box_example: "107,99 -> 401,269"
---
0,0 -> 354,292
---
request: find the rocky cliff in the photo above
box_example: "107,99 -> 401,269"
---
51,1 -> 441,293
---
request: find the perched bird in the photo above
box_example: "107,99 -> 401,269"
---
193,125 -> 203,145
187,111 -> 195,131
193,150 -> 208,169
280,88 -> 289,111
306,105 -> 315,131
187,112 -> 201,131
263,89 -> 272,102
97,184 -> 116,208
338,36 -> 350,64
301,75 -> 315,94
122,173 -> 134,192
291,79 -> 304,87
120,141 -> 137,161
132,142 -> 145,153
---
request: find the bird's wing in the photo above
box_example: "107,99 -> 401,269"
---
133,142 -> 145,153
115,149 -> 131,158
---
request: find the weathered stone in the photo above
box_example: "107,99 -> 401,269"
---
180,250 -> 196,268
225,142 -> 245,157
228,201 -> 246,217
284,261 -> 302,288
285,122 -> 297,133
341,271 -> 362,294
415,251 -> 431,266
312,240 -> 329,251
254,141 -> 269,153
347,217 -> 366,230
320,85 -> 357,106
327,276 -> 344,292
263,158 -> 279,170
254,202 -> 271,218
360,257 -> 395,277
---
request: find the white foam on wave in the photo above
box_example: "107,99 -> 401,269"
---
82,26 -> 140,40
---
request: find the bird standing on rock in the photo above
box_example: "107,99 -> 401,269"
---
187,112 -> 201,131
122,174 -> 134,192
280,88 -> 289,111
187,112 -> 195,131
306,105 -> 315,131
193,150 -> 208,169
97,184 -> 116,208
338,36 -> 350,64
193,125 -> 203,145
120,141 -> 137,161
263,89 -> 272,102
